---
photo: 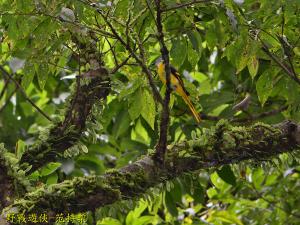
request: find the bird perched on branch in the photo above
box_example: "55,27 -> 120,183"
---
155,57 -> 201,123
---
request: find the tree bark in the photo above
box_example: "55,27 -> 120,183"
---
1,120 -> 299,223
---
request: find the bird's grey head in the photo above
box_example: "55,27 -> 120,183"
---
155,57 -> 163,66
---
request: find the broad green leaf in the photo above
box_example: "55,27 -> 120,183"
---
113,110 -> 131,139
256,69 -> 277,106
141,89 -> 156,130
165,191 -> 178,216
207,187 -> 218,198
131,118 -> 150,145
15,139 -> 26,160
132,216 -> 156,225
128,88 -> 143,121
170,38 -> 187,68
251,168 -> 265,190
217,165 -> 237,186
191,181 -> 205,204
132,200 -> 148,217
99,218 -> 122,225
126,200 -> 148,225
118,77 -> 143,100
114,0 -> 130,17
208,210 -> 243,225
187,30 -> 202,53
40,162 -> 61,177
21,65 -> 35,89
247,56 -> 259,79
170,180 -> 183,203
210,171 -> 231,191
36,64 -> 49,90
236,43 -> 250,74
46,173 -> 58,185
77,155 -> 105,173
187,42 -> 200,68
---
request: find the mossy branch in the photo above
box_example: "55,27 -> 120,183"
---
19,36 -> 111,174
3,120 -> 300,220
19,71 -> 110,174
0,144 -> 32,210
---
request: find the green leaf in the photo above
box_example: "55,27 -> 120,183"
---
170,180 -> 183,203
248,56 -> 259,79
21,65 -> 35,89
119,77 -> 143,100
39,162 -> 61,177
36,64 -> 49,90
99,218 -> 122,225
113,110 -> 131,139
256,69 -> 277,106
217,165 -> 237,186
170,38 -> 187,68
210,172 -> 231,191
165,191 -> 178,216
141,89 -> 156,130
128,88 -> 143,121
236,45 -> 250,74
187,42 -> 200,69
252,168 -> 265,190
191,181 -> 205,204
187,30 -> 202,53
132,216 -> 156,225
77,155 -> 105,173
126,200 -> 148,225
15,139 -> 26,160
208,210 -> 243,225
46,173 -> 58,185
131,118 -> 151,145
114,0 -> 130,17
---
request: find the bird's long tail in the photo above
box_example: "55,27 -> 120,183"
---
181,92 -> 201,123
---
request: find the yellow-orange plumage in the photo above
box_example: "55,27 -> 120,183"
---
156,60 -> 201,123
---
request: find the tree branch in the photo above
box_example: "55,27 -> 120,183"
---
260,41 -> 300,85
0,66 -> 53,122
162,0 -> 212,12
0,78 -> 9,101
232,105 -> 288,123
0,86 -> 17,114
19,35 -> 111,173
154,0 -> 172,162
3,120 -> 300,219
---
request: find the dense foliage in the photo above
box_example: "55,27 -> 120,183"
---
0,0 -> 300,224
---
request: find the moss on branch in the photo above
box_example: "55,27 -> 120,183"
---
3,120 -> 300,218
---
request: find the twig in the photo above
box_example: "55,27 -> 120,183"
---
110,55 -> 131,74
240,10 -> 300,86
92,4 -> 163,104
0,65 -> 53,122
260,41 -> 300,85
162,0 -> 212,12
0,78 -> 9,100
105,37 -> 119,66
146,0 -> 157,26
135,33 -> 163,104
232,105 -> 288,123
0,86 -> 17,114
0,11 -> 115,39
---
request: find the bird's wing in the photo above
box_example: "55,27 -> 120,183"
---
170,66 -> 190,96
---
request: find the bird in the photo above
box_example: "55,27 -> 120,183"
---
155,57 -> 201,123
